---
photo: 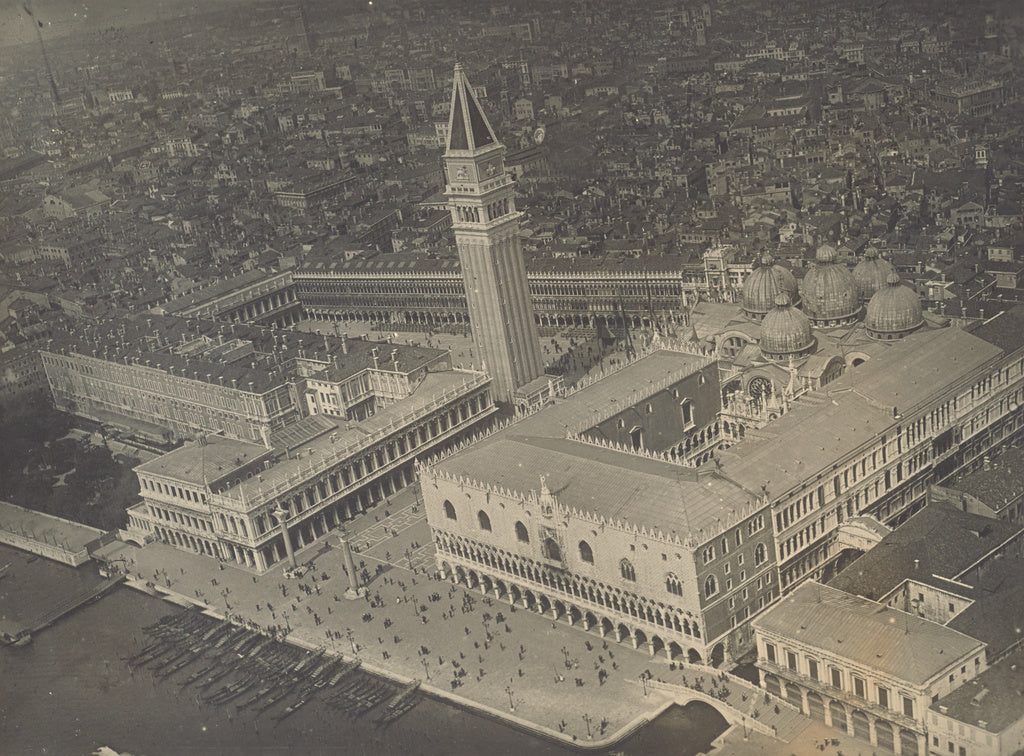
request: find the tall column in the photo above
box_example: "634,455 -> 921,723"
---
274,504 -> 296,568
339,535 -> 365,599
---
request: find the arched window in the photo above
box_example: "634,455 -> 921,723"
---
443,500 -> 457,520
620,559 -> 636,582
666,573 -> 684,596
515,521 -> 529,543
477,510 -> 491,531
754,543 -> 767,566
681,399 -> 694,427
704,575 -> 718,598
542,537 -> 562,562
578,540 -> 594,563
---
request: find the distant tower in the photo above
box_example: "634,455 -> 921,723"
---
444,63 -> 544,403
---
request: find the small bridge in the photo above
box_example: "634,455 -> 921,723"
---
634,663 -> 808,743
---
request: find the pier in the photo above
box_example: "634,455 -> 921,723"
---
0,573 -> 125,645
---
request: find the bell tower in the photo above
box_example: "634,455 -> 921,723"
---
444,63 -> 544,403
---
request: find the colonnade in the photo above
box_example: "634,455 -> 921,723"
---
762,673 -> 924,755
435,533 -> 727,668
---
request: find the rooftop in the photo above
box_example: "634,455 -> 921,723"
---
226,369 -> 489,507
931,647 -> 1024,734
0,500 -> 105,553
434,350 -> 757,539
44,312 -> 447,393
719,327 -> 1003,499
827,501 -> 1020,601
754,581 -> 986,686
953,446 -> 1024,514
161,269 -> 288,314
968,304 -> 1024,354
134,435 -> 272,489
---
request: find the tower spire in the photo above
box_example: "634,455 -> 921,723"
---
444,64 -> 544,404
446,64 -> 498,154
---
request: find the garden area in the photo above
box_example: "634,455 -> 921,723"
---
0,399 -> 142,531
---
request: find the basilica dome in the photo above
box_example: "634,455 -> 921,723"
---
853,247 -> 897,303
760,293 -> 815,359
800,244 -> 861,326
742,255 -> 798,320
865,272 -> 923,340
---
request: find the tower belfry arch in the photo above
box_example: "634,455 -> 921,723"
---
444,63 -> 544,403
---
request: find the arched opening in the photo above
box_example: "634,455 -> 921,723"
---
763,672 -> 781,698
584,610 -> 597,629
829,700 -> 847,733
899,729 -> 919,756
665,573 -> 683,596
680,399 -> 694,427
620,558 -> 636,582
754,542 -> 767,565
710,642 -> 725,668
514,521 -> 529,543
806,691 -> 824,721
704,575 -> 718,598
523,590 -> 537,610
578,540 -> 594,563
875,720 -> 895,752
629,426 -> 644,450
477,510 -> 491,531
509,584 -> 522,604
650,635 -> 665,657
687,648 -> 703,665
481,575 -> 494,594
616,623 -> 631,643
851,709 -> 870,742
785,680 -> 802,708
443,500 -> 457,520
601,617 -> 615,638
542,537 -> 562,562
538,594 -> 551,615
667,641 -> 683,660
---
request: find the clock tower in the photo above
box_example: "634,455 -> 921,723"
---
444,63 -> 544,403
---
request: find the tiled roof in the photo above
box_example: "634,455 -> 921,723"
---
931,647 -> 1024,733
827,501 -> 1020,600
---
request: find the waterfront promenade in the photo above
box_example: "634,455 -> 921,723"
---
115,481 -> 860,753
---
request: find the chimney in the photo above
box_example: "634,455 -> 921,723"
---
914,558 -> 920,570
371,347 -> 379,370
341,333 -> 348,355
231,378 -> 238,389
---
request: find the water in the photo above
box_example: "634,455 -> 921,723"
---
0,551 -> 727,755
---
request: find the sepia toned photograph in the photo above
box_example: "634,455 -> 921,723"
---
0,0 -> 1022,753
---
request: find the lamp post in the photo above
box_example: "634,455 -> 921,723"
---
505,684 -> 515,712
582,713 -> 592,740
421,657 -> 430,680
640,672 -> 648,697
561,645 -> 570,668
405,547 -> 413,570
346,627 -> 356,654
